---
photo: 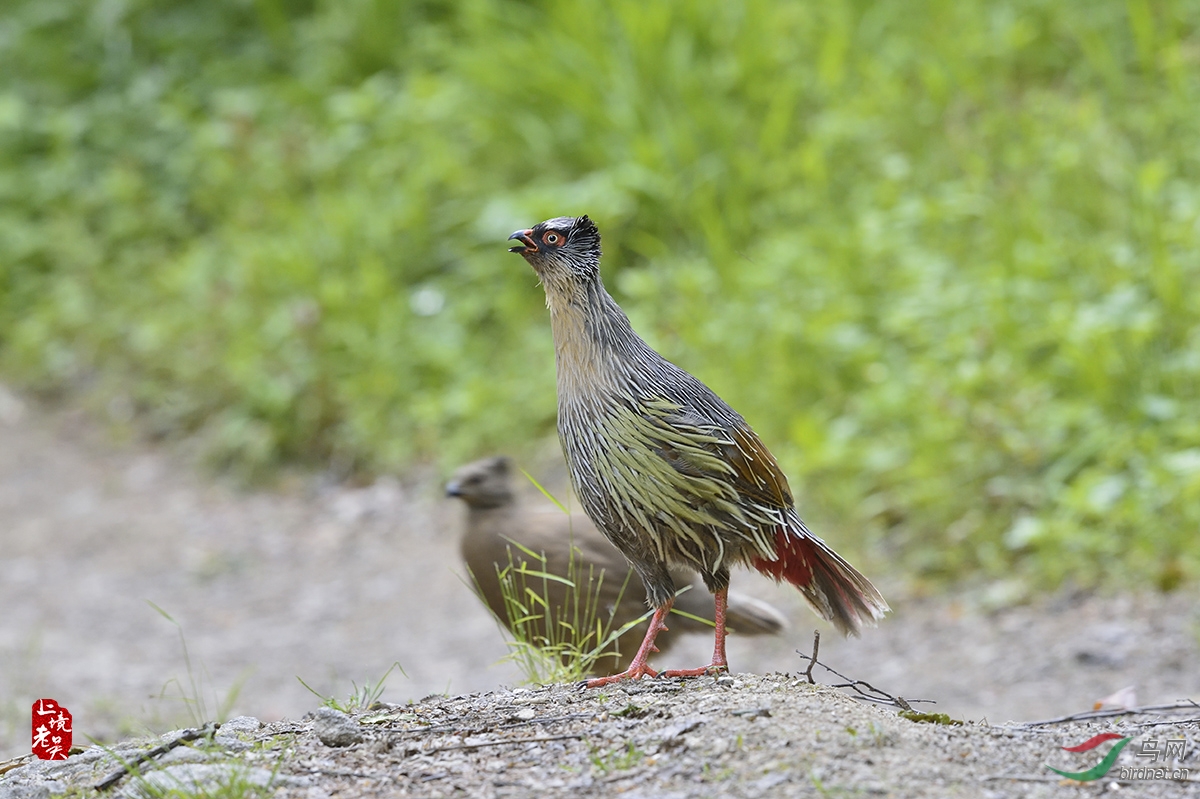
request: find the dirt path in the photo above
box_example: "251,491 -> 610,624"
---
4,675 -> 1199,798
1,383 -> 1198,763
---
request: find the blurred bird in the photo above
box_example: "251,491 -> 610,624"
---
509,215 -> 889,686
446,456 -> 787,675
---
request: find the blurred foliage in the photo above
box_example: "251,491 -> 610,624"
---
1,0 -> 1198,588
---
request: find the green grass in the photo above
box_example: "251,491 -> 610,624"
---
147,602 -> 246,730
481,537 -> 643,684
2,0 -> 1199,588
473,470 -> 648,683
297,661 -> 405,713
588,741 -> 646,775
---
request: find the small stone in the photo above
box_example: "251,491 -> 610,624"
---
716,676 -> 736,687
514,708 -> 536,721
158,747 -> 213,765
213,716 -> 261,751
219,716 -> 262,733
313,707 -> 363,747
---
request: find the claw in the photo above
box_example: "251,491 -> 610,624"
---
586,662 -> 660,688
582,602 -> 672,688
661,663 -> 729,679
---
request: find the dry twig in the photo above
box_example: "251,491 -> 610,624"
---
1017,700 -> 1200,728
803,630 -> 820,685
795,631 -> 933,712
93,723 -> 219,791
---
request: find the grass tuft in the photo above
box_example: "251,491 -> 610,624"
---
297,661 -> 406,714
147,602 -> 246,729
474,470 -> 646,684
482,539 -> 644,684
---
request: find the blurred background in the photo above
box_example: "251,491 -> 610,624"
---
2,0 -> 1200,758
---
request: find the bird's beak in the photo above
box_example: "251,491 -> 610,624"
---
445,481 -> 462,498
508,229 -> 537,254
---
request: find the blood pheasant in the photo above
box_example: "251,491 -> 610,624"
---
508,216 -> 888,686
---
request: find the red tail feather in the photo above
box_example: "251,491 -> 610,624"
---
751,528 -> 888,636
751,528 -> 815,587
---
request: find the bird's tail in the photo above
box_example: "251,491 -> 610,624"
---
750,524 -> 888,636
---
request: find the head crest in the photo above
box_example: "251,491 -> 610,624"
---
570,214 -> 601,257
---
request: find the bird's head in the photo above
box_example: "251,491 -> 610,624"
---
508,215 -> 601,284
445,456 -> 515,510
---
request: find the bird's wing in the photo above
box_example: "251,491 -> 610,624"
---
585,394 -> 793,568
641,397 -> 795,515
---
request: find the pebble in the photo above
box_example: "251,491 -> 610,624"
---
312,707 -> 364,747
213,716 -> 262,752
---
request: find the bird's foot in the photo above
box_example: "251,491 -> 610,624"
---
584,662 -> 660,688
661,663 -> 729,679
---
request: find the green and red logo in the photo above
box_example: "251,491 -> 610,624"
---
1045,733 -> 1132,781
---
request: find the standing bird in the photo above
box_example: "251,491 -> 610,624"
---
446,456 -> 788,675
508,215 -> 888,687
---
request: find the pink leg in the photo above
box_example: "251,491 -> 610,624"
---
662,587 -> 730,678
585,600 -> 672,688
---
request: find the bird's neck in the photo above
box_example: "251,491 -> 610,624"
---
543,275 -> 638,398
460,504 -> 517,559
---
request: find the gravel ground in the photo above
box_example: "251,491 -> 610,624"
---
3,675 -> 1198,798
2,384 -> 1199,792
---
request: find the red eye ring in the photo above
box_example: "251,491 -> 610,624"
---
543,231 -> 561,245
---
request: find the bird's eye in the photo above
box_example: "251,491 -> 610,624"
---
543,232 -> 562,246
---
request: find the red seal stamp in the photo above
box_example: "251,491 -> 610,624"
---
32,699 -> 72,760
